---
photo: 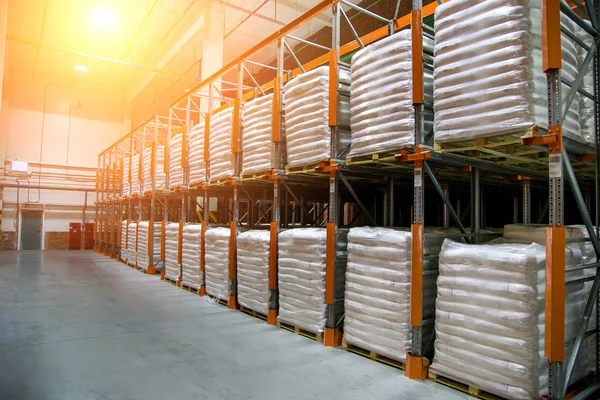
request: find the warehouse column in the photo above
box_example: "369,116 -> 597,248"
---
523,178 -> 531,224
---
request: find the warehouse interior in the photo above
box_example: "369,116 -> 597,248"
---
2,0 -> 600,399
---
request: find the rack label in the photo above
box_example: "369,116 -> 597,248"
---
549,154 -> 562,178
414,168 -> 423,187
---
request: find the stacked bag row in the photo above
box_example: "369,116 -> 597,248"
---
141,146 -> 166,193
182,224 -> 202,289
164,222 -> 180,281
136,221 -> 162,272
168,133 -> 184,189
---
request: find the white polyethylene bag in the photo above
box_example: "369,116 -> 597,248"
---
136,221 -> 162,270
182,224 -> 202,289
121,156 -> 130,197
164,222 -> 180,281
127,222 -> 137,265
188,122 -> 206,186
241,94 -> 273,175
205,227 -> 231,301
344,227 -> 445,362
237,230 -> 270,315
349,30 -> 433,156
277,228 -> 327,333
130,154 -> 141,195
120,220 -> 128,261
209,108 -> 235,181
141,146 -> 166,193
434,0 -> 583,145
169,133 -> 184,189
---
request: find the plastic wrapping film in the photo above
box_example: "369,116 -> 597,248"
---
205,227 -> 231,301
237,230 -> 270,315
120,220 -> 129,261
127,222 -> 137,265
434,0 -> 584,146
241,94 -> 273,175
130,154 -> 141,196
277,228 -> 327,333
136,221 -> 162,271
344,227 -> 448,362
575,24 -> 596,145
121,157 -> 130,197
181,224 -> 202,289
349,30 -> 433,156
283,66 -> 351,167
141,146 -> 166,193
209,108 -> 235,181
164,222 -> 180,281
430,236 -> 592,400
169,133 -> 184,189
188,122 -> 206,186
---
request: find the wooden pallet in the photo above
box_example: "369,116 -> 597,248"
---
181,283 -> 202,295
276,321 -> 323,342
345,151 -> 404,167
164,277 -> 179,287
239,305 -> 268,322
428,372 -> 504,400
205,293 -> 229,307
341,339 -> 405,371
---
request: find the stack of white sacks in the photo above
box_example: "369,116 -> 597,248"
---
188,122 -> 206,186
431,224 -> 594,400
343,227 -> 446,362
169,133 -> 184,189
241,94 -> 273,175
283,66 -> 350,167
120,220 -> 129,261
164,222 -> 180,281
278,228 -> 327,333
181,224 -> 202,289
433,0 -> 585,146
237,230 -> 271,315
349,30 -> 433,156
209,108 -> 235,181
136,221 -> 162,271
127,221 -> 137,265
205,227 -> 232,301
141,145 -> 166,193
122,156 -> 130,197
130,154 -> 141,195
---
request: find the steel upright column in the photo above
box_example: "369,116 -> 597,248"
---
523,178 -> 531,224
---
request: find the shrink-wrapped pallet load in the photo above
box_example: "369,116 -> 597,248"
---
431,238 -> 591,400
169,133 -> 184,189
127,221 -> 137,265
120,220 -> 129,261
434,0 -> 584,146
349,30 -> 433,156
181,224 -> 202,289
164,222 -> 180,281
136,221 -> 162,271
205,227 -> 232,301
241,94 -> 273,175
343,227 -> 445,362
237,230 -> 270,315
277,228 -> 327,333
141,145 -> 166,193
122,156 -> 130,197
188,122 -> 206,186
209,108 -> 235,181
283,66 -> 350,167
575,25 -> 596,145
130,154 -> 141,196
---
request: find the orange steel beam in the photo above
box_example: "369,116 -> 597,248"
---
229,221 -> 238,309
272,78 -> 281,142
546,227 -> 566,361
181,126 -> 187,169
178,220 -> 184,265
411,9 -> 423,105
542,0 -> 562,71
148,219 -> 153,256
160,220 -> 166,260
204,115 -> 210,162
328,49 -> 338,127
269,221 -> 278,290
325,222 -> 335,305
410,223 -> 424,327
201,221 -> 207,273
150,144 -> 156,182
164,138 -> 169,174
232,98 -> 240,154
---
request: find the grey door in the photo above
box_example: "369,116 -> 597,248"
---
21,210 -> 43,250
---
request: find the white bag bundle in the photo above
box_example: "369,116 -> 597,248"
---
120,220 -> 129,261
209,108 -> 235,181
434,0 -> 583,145
164,222 -> 180,281
169,133 -> 184,189
141,146 -> 166,193
237,230 -> 270,315
121,156 -> 130,197
431,238 -> 590,400
182,224 -> 202,289
130,154 -> 141,195
349,30 -> 433,156
136,221 -> 162,270
283,66 -> 350,167
188,122 -> 206,186
127,221 -> 137,265
205,227 -> 231,301
278,228 -> 327,333
241,94 -> 273,175
344,227 -> 445,362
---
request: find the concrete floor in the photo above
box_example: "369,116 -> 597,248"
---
0,251 -> 468,400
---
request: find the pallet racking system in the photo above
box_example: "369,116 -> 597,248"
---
94,1 -> 600,398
